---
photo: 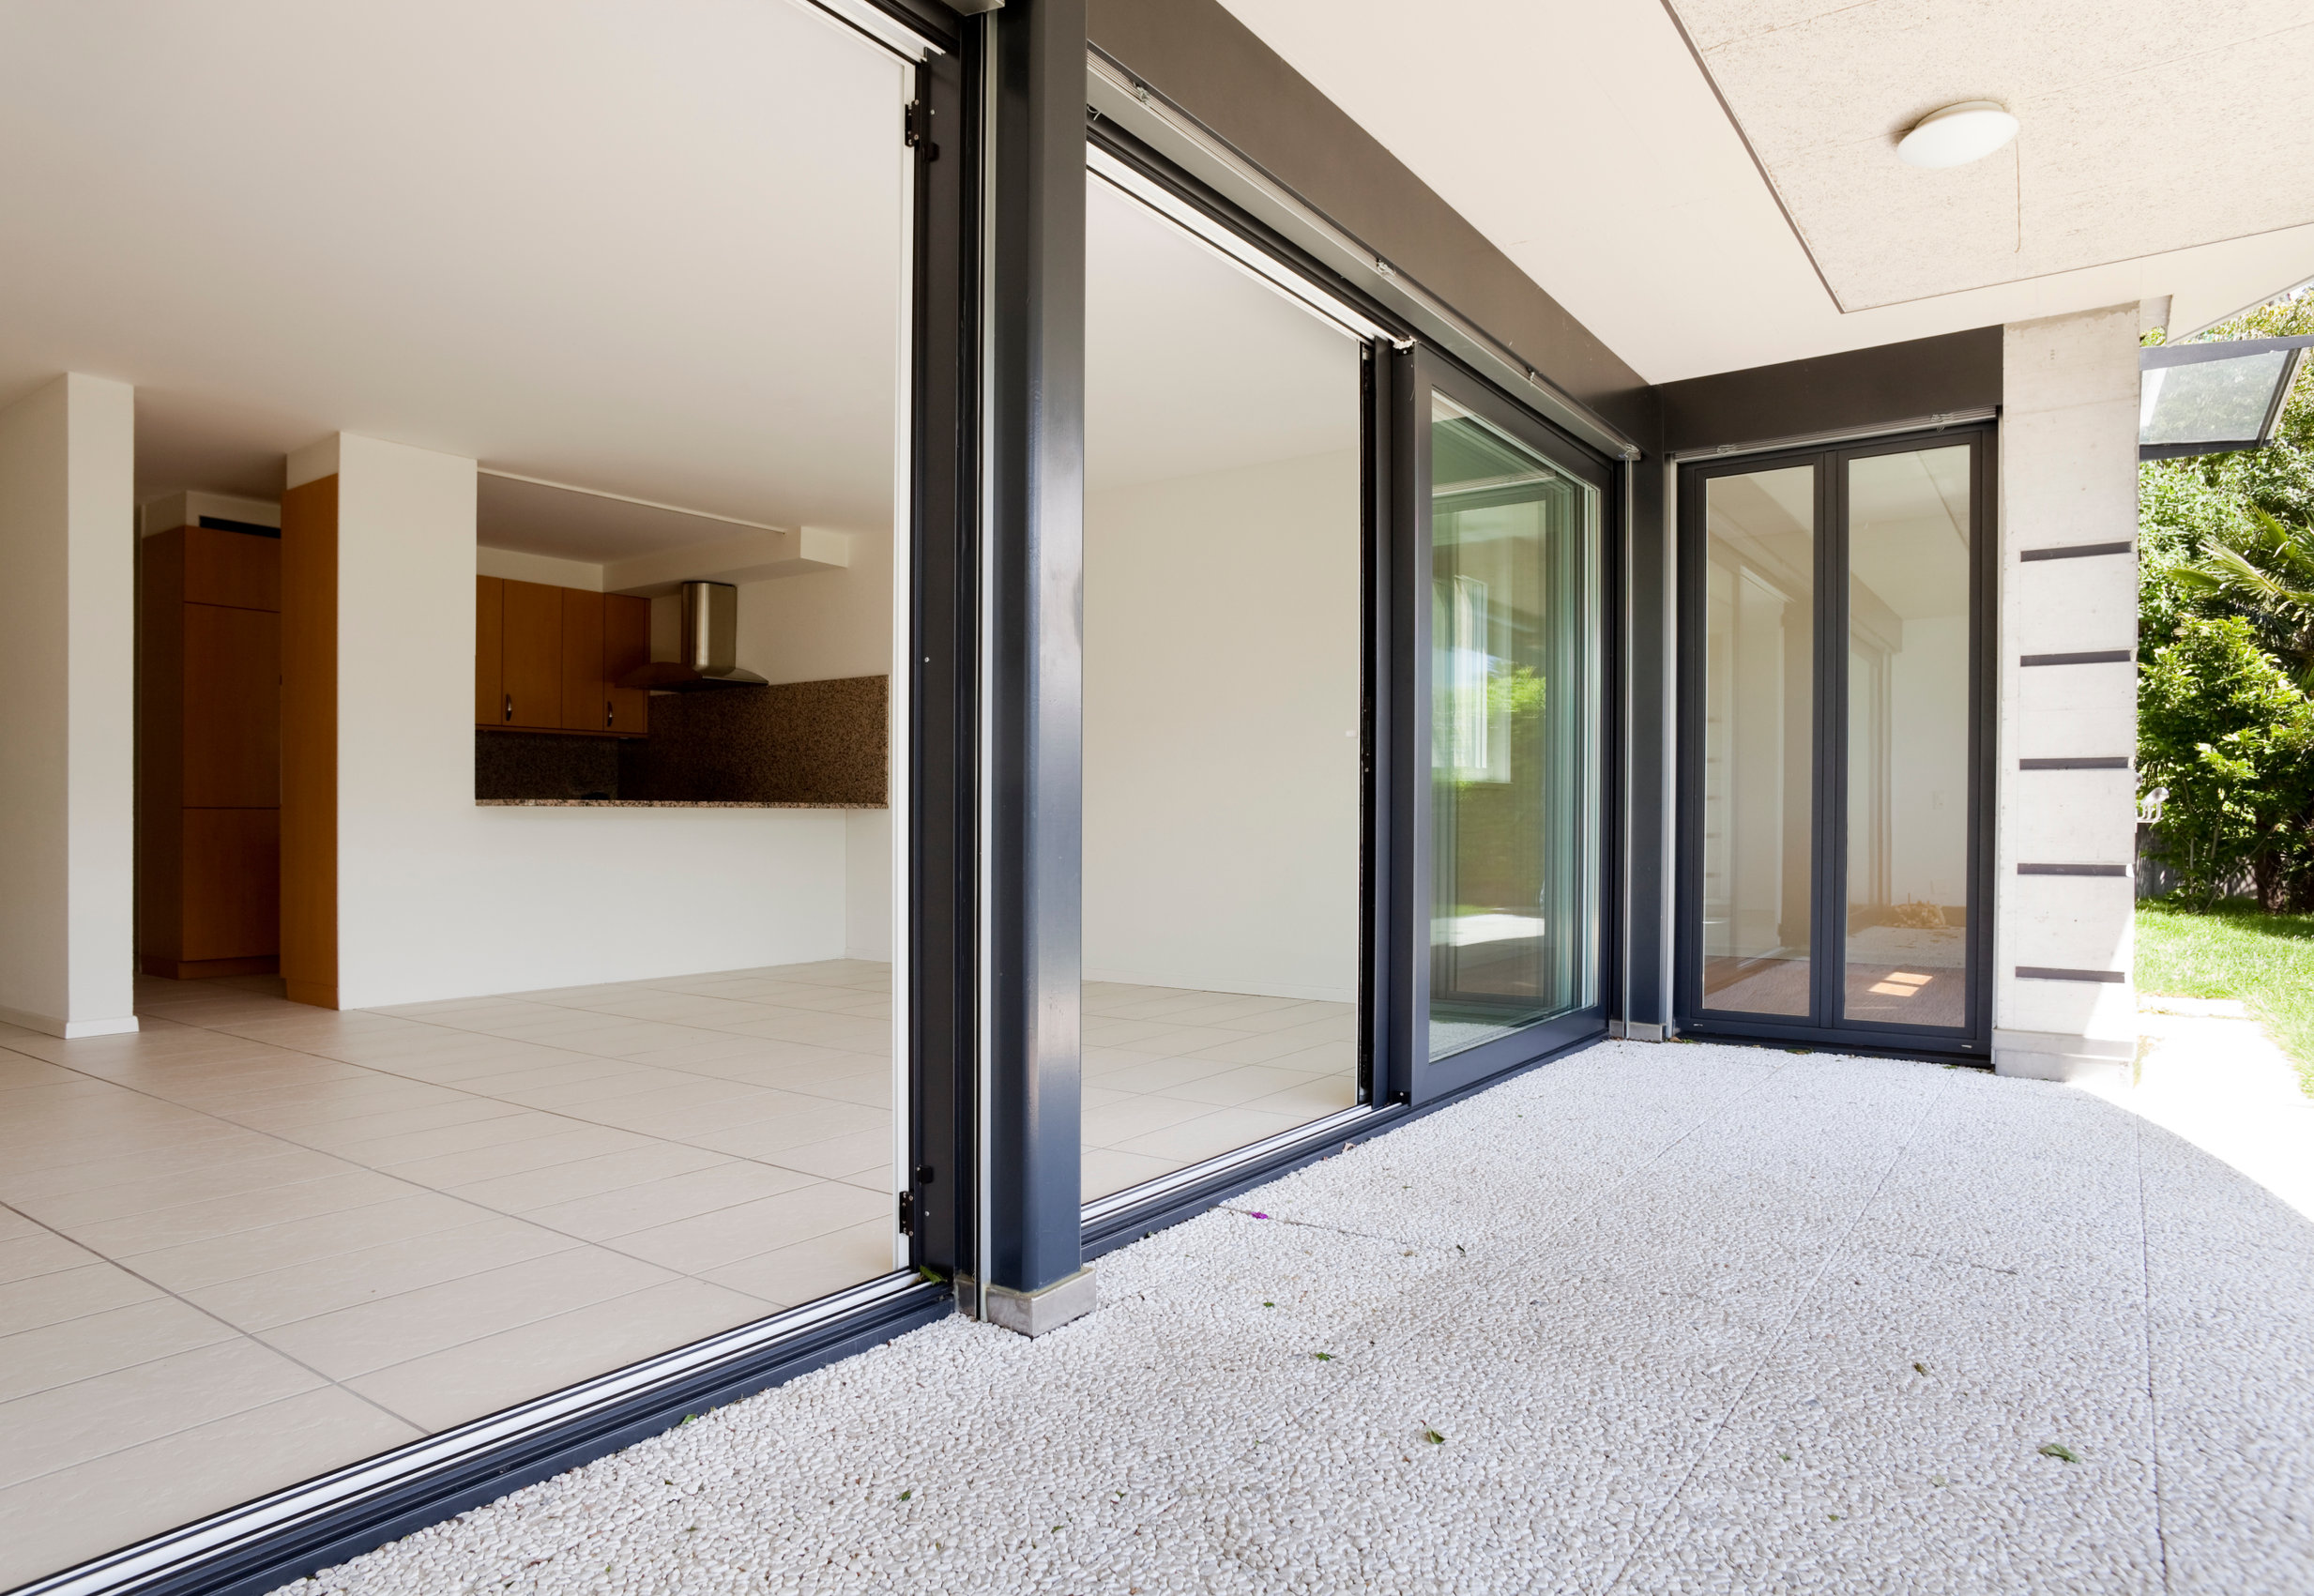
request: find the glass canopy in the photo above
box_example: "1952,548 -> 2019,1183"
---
2139,335 -> 2314,460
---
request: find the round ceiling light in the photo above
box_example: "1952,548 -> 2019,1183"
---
1895,100 -> 2019,168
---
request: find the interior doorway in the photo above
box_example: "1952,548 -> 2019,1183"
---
1675,425 -> 1994,1056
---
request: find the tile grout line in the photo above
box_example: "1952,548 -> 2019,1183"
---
1598,1065 -> 1952,1596
0,1198 -> 430,1448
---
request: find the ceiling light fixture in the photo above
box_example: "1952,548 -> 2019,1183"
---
1895,100 -> 2019,168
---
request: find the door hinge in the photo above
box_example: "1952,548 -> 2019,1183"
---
903,100 -> 937,160
897,1190 -> 915,1236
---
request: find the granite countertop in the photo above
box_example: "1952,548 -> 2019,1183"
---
476,798 -> 887,810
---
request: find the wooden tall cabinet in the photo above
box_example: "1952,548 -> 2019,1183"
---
139,526 -> 282,978
476,577 -> 648,736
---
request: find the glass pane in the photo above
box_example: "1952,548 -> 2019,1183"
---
1079,174 -> 1364,1199
1427,396 -> 1599,1061
2139,351 -> 2292,448
1700,466 -> 1815,1015
1843,447 -> 1971,1027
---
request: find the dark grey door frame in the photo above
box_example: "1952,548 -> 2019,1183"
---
1391,346 -> 1621,1106
1672,422 -> 1998,1059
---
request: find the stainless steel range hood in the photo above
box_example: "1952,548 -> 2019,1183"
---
617,580 -> 769,692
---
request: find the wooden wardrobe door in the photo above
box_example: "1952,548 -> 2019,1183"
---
602,594 -> 650,737
500,580 -> 562,728
560,589 -> 605,730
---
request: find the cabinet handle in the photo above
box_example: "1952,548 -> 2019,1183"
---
606,700 -> 615,729
504,693 -> 512,722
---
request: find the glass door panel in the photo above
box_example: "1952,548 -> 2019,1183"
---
1698,465 -> 1816,1016
1425,395 -> 1600,1061
1841,446 -> 1972,1027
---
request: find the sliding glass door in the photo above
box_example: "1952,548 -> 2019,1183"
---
1677,426 -> 1992,1054
1406,356 -> 1609,1097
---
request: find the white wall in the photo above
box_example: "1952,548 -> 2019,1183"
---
734,528 -> 892,686
1994,305 -> 2143,1083
0,373 -> 137,1037
1083,449 -> 1362,1002
1888,615 -> 1970,906
308,433 -> 854,1010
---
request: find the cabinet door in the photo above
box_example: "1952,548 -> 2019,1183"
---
182,603 -> 282,807
477,576 -> 504,724
185,526 -> 281,612
560,589 -> 605,730
501,580 -> 562,728
602,593 -> 650,737
182,808 -> 281,959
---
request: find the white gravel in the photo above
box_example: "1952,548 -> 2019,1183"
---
271,1041 -> 2314,1595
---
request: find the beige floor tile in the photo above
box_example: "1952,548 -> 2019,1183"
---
125,1191 -> 497,1293
1237,1075 -> 1362,1121
0,1297 -> 236,1403
1078,1094 -> 1216,1148
0,1337 -> 325,1488
480,1066 -> 695,1111
677,1101 -> 890,1161
756,1128 -> 894,1184
0,1054 -> 89,1091
340,1110 -> 603,1170
700,1220 -> 893,1308
1084,1055 -> 1241,1096
257,1244 -> 674,1379
0,1386 -> 420,1592
443,1141 -> 729,1212
610,1182 -> 891,1275
231,1093 -> 531,1150
522,1161 -> 820,1241
1081,1148 -> 1184,1201
0,1262 -> 162,1336
345,1277 -> 771,1433
600,1084 -> 851,1142
714,1011 -> 890,1053
1152,1063 -> 1330,1108
375,1124 -> 661,1191
61,1170 -> 419,1258
1110,1105 -> 1312,1165
0,1126 -> 302,1203
187,1217 -> 583,1331
18,1148 -> 373,1234
0,1207 -> 38,1242
1175,1026 -> 1353,1067
0,1229 -> 104,1284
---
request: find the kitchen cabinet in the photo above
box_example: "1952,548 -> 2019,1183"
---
500,579 -> 563,728
138,524 -> 282,978
474,576 -> 648,737
604,593 -> 649,736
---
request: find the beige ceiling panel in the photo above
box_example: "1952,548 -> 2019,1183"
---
1669,0 -> 2314,307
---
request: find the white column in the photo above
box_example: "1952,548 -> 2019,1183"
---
1994,305 -> 2142,1083
0,373 -> 138,1037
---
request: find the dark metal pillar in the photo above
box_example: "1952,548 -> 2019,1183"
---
974,0 -> 1090,1335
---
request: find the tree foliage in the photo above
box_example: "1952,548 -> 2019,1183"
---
2137,618 -> 2314,908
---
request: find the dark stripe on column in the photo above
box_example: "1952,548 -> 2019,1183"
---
2018,862 -> 2130,876
2021,649 -> 2132,666
2019,756 -> 2130,769
2016,966 -> 2127,983
2019,541 -> 2133,562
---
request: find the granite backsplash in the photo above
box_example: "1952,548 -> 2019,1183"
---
637,675 -> 887,805
476,676 -> 886,805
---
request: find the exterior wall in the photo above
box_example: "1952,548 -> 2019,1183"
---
1993,305 -> 2143,1083
300,432 -> 855,1011
0,373 -> 138,1038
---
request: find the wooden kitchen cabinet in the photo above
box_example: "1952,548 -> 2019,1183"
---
559,588 -> 604,730
139,524 -> 282,978
475,577 -> 648,737
476,576 -> 504,724
500,579 -> 563,728
603,593 -> 649,737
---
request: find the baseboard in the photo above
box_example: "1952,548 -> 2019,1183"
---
0,1005 -> 140,1039
141,956 -> 280,980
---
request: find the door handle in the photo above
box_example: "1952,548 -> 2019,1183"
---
504,693 -> 512,722
606,700 -> 615,729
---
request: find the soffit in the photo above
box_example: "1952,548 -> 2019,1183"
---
1669,0 -> 2314,312
1210,0 -> 2314,382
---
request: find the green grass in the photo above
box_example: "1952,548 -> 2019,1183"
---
2137,900 -> 2314,1096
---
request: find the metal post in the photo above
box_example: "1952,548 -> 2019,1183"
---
974,0 -> 1091,1337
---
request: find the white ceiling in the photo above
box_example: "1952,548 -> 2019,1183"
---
1085,175 -> 1362,494
0,0 -> 907,538
1214,0 -> 2314,382
476,474 -> 781,564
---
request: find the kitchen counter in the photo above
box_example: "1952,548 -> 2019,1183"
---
476,798 -> 885,810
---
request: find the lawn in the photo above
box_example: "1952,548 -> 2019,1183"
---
2137,900 -> 2314,1097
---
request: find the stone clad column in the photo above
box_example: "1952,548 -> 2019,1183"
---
1994,304 -> 2144,1083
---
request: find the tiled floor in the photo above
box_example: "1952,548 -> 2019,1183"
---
1078,981 -> 1360,1200
0,965 -> 1355,1586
